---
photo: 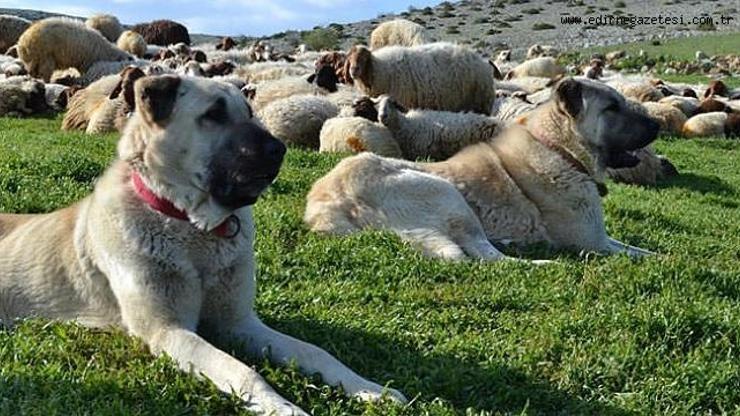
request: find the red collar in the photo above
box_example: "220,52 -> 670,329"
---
131,171 -> 239,238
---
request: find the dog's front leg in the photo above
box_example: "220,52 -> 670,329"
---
148,326 -> 308,416
234,317 -> 407,404
110,268 -> 308,415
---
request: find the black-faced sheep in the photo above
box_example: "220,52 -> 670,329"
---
216,36 -> 236,51
369,19 -> 429,50
131,19 -> 190,46
704,80 -> 728,98
377,95 -> 502,160
346,42 -> 496,114
0,15 -> 31,54
85,14 -> 123,43
17,18 -> 133,82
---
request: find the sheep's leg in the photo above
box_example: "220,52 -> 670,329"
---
605,236 -> 655,257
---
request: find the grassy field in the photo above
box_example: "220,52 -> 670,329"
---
585,32 -> 740,61
1,114 -> 739,416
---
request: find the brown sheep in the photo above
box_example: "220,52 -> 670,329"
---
315,51 -> 349,84
216,36 -> 236,51
131,19 -> 190,46
704,80 -> 728,98
695,98 -> 732,115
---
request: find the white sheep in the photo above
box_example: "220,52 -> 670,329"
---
319,116 -> 402,157
246,74 -> 332,111
117,30 -> 147,58
505,57 -> 566,80
641,101 -> 688,135
682,112 -> 729,138
17,17 -> 133,82
62,74 -> 120,131
658,95 -> 700,117
0,75 -> 47,116
369,19 -> 429,49
257,94 -> 339,148
526,44 -> 559,59
85,14 -> 123,43
377,95 -> 502,160
0,15 -> 31,54
491,95 -> 538,122
346,42 -> 496,114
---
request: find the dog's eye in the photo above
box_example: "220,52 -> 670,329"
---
202,98 -> 228,123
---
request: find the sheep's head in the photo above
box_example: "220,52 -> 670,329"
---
682,88 -> 698,98
307,65 -> 338,92
347,45 -> 373,86
351,96 -> 378,122
704,80 -> 728,98
190,50 -> 207,63
377,95 -> 406,130
217,36 -> 236,51
695,98 -> 732,115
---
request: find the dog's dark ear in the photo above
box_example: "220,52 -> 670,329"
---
556,78 -> 583,117
135,75 -> 181,126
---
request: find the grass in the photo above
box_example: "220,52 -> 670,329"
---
1,115 -> 740,415
584,32 -> 740,61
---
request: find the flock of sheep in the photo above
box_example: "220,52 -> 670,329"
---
0,14 -> 739,187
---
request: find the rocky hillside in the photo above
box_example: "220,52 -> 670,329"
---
4,0 -> 739,59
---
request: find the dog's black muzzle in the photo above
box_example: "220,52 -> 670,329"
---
605,114 -> 660,169
208,123 -> 286,209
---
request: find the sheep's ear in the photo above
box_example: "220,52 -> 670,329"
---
134,75 -> 181,127
555,78 -> 582,117
488,59 -> 503,80
307,73 -> 316,84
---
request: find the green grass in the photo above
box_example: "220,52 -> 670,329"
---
1,116 -> 740,415
584,32 -> 740,61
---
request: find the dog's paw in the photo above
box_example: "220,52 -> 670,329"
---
244,398 -> 309,416
354,386 -> 408,404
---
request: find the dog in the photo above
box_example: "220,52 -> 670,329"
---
0,75 -> 405,415
304,78 -> 659,261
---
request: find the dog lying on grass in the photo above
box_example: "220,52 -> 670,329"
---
305,78 -> 659,261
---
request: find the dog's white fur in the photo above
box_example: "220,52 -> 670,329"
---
0,75 -> 404,415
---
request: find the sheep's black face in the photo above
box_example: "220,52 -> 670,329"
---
308,65 -> 338,92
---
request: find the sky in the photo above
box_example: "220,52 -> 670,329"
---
0,0 -> 443,36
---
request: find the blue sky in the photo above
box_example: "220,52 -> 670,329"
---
1,0 -> 443,36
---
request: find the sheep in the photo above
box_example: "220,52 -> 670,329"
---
44,83 -> 79,112
78,59 -> 151,86
505,57 -> 566,80
315,51 -> 349,83
526,44 -> 559,59
319,116 -> 402,157
85,14 -> 123,43
246,74 -> 332,111
641,101 -> 688,135
704,79 -> 728,98
0,55 -> 27,77
0,15 -> 31,54
346,42 -> 496,114
682,112 -> 729,138
17,18 -> 133,82
694,98 -> 732,115
584,59 -> 604,80
216,36 -> 236,51
62,74 -> 121,131
131,19 -> 190,46
607,146 -> 679,186
369,19 -> 429,50
377,95 -> 502,160
658,95 -> 699,117
116,30 -> 147,58
257,94 -> 339,148
85,66 -> 145,134
497,76 -> 552,94
612,82 -> 664,102
491,94 -> 538,122
495,50 -> 511,62
0,75 -> 48,116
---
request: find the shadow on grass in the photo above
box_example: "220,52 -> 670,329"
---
258,316 -> 632,415
657,172 -> 736,196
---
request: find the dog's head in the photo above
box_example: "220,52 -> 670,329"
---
120,75 -> 285,231
555,78 -> 659,169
